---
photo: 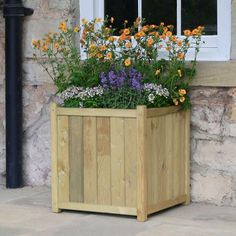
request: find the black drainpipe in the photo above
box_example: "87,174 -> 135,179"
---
3,0 -> 33,188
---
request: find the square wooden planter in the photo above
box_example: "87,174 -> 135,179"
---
51,103 -> 190,221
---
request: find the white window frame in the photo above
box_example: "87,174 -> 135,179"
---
80,0 -> 231,61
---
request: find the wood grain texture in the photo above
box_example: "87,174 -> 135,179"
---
124,118 -> 137,207
83,117 -> 97,204
97,117 -> 111,205
50,103 -> 61,213
69,116 -> 84,203
136,106 -> 148,222
110,118 -> 125,206
57,115 -> 70,204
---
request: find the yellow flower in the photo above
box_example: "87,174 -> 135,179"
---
123,28 -> 130,35
166,31 -> 172,37
106,52 -> 113,60
124,58 -> 131,67
178,69 -> 182,78
179,89 -> 186,96
155,69 -> 161,75
179,96 -> 185,103
45,36 -> 51,43
59,21 -> 67,32
95,17 -> 102,23
89,43 -> 97,51
32,39 -> 41,49
173,99 -> 179,106
124,20 -> 128,24
74,26 -> 80,32
82,18 -> 88,25
125,42 -> 132,48
54,43 -> 60,50
166,46 -> 171,51
108,36 -> 115,42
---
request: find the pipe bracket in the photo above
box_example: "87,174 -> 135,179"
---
3,3 -> 34,17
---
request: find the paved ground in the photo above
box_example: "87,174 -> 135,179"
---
0,186 -> 236,236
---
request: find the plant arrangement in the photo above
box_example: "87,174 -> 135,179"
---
32,17 -> 203,109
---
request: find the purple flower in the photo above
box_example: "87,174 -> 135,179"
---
99,67 -> 143,91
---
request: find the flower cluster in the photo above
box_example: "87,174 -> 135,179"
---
100,67 -> 142,91
32,18 -> 203,109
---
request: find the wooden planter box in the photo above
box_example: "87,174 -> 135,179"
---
51,103 -> 190,221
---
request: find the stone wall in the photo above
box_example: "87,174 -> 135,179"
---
0,0 -> 236,207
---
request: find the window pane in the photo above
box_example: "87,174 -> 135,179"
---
182,0 -> 217,35
105,0 -> 138,34
142,0 -> 177,30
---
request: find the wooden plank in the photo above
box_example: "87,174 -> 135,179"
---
59,202 -> 137,216
57,107 -> 136,118
136,106 -> 148,222
146,106 -> 180,118
184,110 -> 191,205
83,117 -> 97,204
97,117 -> 111,205
57,115 -> 70,204
50,103 -> 61,213
110,117 -> 125,206
69,116 -> 84,203
147,194 -> 187,215
124,118 -> 137,207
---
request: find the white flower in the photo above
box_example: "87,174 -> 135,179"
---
148,93 -> 155,103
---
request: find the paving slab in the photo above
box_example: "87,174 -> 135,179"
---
0,186 -> 236,236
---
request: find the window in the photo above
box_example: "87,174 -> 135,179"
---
80,0 -> 231,61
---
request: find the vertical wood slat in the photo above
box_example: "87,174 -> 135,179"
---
97,117 -> 111,205
69,116 -> 84,203
137,106 -> 148,222
51,103 -> 61,212
184,110 -> 191,205
110,118 -> 125,206
83,117 -> 97,204
57,115 -> 70,203
124,118 -> 137,207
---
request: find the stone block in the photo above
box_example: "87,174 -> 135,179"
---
23,61 -> 53,85
193,139 -> 236,173
48,0 -> 71,11
191,171 -> 233,205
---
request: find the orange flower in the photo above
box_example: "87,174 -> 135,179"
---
105,52 -> 113,60
142,26 -> 149,32
119,33 -> 126,41
82,18 -> 88,25
177,52 -> 185,60
171,36 -> 177,42
184,29 -> 192,37
108,36 -> 115,42
54,43 -> 60,50
124,58 -> 131,67
177,40 -> 183,47
59,21 -> 67,32
147,38 -> 154,47
192,29 -> 200,36
97,53 -> 103,59
179,89 -> 186,96
99,45 -> 107,51
32,39 -> 41,49
166,31 -> 172,37
125,42 -> 132,48
42,43 -> 48,52
123,28 -> 130,35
